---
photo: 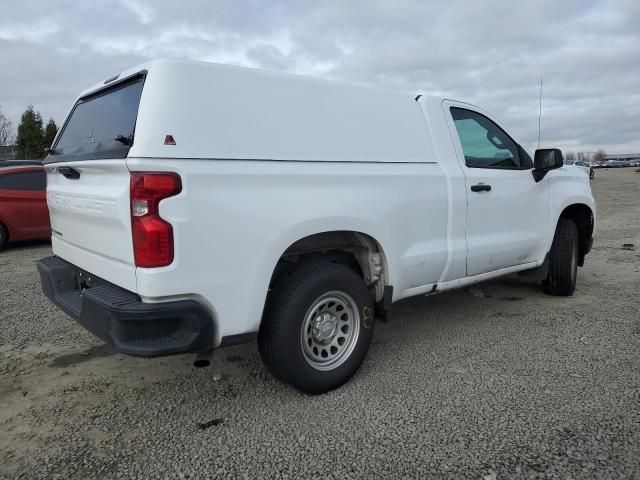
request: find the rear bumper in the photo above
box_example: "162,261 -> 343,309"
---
37,256 -> 214,357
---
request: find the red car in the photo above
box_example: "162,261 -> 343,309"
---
0,163 -> 51,250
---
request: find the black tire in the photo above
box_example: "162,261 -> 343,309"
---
542,218 -> 579,296
258,261 -> 374,394
0,223 -> 7,251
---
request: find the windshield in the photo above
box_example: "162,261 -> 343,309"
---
47,77 -> 144,163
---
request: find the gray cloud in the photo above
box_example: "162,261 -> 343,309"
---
0,0 -> 638,153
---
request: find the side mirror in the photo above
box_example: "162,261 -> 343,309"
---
534,148 -> 563,170
533,148 -> 563,181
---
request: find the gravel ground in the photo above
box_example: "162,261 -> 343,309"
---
1,168 -> 639,480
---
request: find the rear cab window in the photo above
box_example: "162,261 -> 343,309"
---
46,74 -> 145,163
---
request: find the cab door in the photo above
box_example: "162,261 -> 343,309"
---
444,102 -> 550,276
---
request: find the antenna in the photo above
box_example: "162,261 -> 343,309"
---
537,76 -> 543,149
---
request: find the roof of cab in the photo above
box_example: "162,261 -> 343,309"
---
0,160 -> 43,170
0,165 -> 44,174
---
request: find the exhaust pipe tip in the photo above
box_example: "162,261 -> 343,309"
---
194,350 -> 213,368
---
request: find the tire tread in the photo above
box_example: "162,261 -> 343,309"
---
0,223 -> 7,250
258,261 -> 372,393
542,218 -> 578,296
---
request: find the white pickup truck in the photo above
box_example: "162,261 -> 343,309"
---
38,59 -> 595,394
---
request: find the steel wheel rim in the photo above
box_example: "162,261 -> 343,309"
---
300,290 -> 360,371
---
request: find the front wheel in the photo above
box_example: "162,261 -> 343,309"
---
542,218 -> 579,296
258,261 -> 374,394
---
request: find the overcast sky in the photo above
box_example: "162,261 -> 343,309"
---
1,0 -> 638,153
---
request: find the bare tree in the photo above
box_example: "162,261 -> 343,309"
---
0,106 -> 13,146
565,151 -> 576,161
593,149 -> 607,162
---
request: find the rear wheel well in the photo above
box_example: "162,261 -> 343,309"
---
270,231 -> 388,302
559,204 -> 594,266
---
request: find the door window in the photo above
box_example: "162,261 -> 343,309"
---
451,107 -> 524,169
0,171 -> 47,191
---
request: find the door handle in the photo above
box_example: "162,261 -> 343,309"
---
57,167 -> 80,180
470,184 -> 491,192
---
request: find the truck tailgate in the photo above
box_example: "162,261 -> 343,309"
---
46,160 -> 136,292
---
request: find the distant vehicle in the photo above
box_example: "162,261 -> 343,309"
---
0,165 -> 51,250
574,160 -> 595,179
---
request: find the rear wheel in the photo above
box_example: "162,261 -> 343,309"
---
542,219 -> 579,296
258,261 -> 374,394
0,223 -> 7,250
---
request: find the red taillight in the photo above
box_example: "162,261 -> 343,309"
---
130,173 -> 181,268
